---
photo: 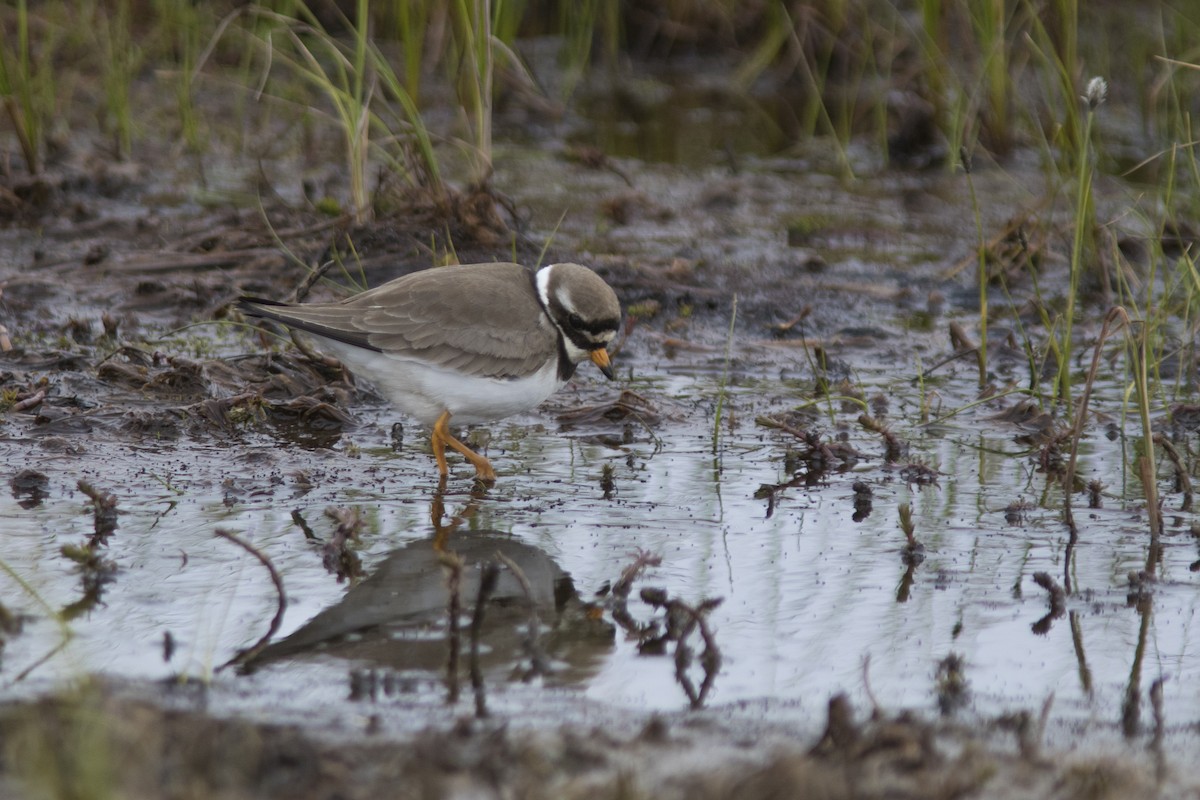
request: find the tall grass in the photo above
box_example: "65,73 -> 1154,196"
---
971,0 -> 1013,156
6,681 -> 116,800
95,0 -> 137,160
0,0 -> 47,173
153,0 -> 206,153
389,0 -> 433,103
557,0 -> 612,100
449,0 -> 496,186
200,0 -> 444,223
290,0 -> 373,223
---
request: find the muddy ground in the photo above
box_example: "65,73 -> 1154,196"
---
2,49 -> 1199,800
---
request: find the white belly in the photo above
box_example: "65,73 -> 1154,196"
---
317,339 -> 563,426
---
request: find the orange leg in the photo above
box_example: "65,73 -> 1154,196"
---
432,410 -> 496,483
430,414 -> 451,478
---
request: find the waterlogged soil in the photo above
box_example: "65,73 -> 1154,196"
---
3,75 -> 1200,798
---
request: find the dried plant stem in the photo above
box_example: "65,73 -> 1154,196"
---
1064,308 -> 1129,538
215,528 -> 286,670
496,552 -> 549,679
1153,434 -> 1192,511
1130,323 -> 1161,566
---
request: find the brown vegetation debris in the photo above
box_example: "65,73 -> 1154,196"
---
557,389 -> 659,427
600,189 -> 673,224
10,469 -> 50,508
322,506 -> 364,583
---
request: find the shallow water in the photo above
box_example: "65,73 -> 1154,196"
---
3,332 -> 1196,752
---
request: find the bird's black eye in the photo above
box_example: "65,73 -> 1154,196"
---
568,312 -> 583,329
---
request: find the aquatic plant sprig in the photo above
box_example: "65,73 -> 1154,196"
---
1082,75 -> 1108,111
1128,320 -> 1162,570
1056,76 -> 1107,405
897,502 -> 923,557
0,558 -> 74,676
1063,306 -> 1161,586
778,394 -> 870,414
1063,306 -> 1124,537
920,386 -> 1028,428
712,293 -> 738,457
961,146 -> 989,387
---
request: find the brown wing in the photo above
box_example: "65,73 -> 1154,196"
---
241,263 -> 558,379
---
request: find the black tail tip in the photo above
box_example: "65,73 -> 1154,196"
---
236,296 -> 287,317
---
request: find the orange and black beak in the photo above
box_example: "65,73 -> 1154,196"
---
590,348 -> 615,380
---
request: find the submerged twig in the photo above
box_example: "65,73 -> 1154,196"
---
215,528 -> 287,671
754,414 -> 810,440
439,549 -> 464,704
935,652 -> 969,715
322,506 -> 364,582
641,589 -> 723,709
1121,594 -> 1153,738
609,550 -> 662,636
77,480 -> 119,546
496,551 -> 551,680
1151,675 -> 1167,779
1032,694 -> 1055,760
756,417 -> 866,473
1153,434 -> 1191,512
1031,571 -> 1066,635
10,389 -> 45,412
469,562 -> 500,719
290,509 -> 317,540
289,258 -> 339,304
898,503 -> 925,565
858,413 -> 904,463
288,329 -> 344,370
556,389 -> 662,453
